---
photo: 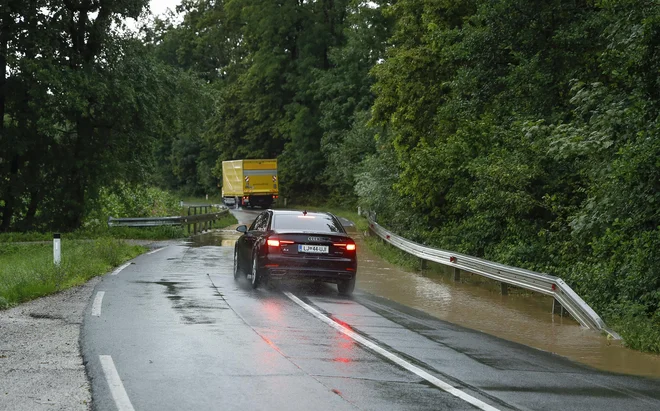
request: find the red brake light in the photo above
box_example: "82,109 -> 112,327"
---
267,239 -> 280,247
334,243 -> 356,251
280,240 -> 294,244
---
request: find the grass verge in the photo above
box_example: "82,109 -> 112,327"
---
215,212 -> 239,228
0,226 -> 185,243
607,307 -> 660,353
0,239 -> 146,309
362,236 -> 422,271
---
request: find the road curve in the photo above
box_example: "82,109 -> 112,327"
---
81,233 -> 660,411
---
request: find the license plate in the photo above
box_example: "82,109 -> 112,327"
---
299,245 -> 329,254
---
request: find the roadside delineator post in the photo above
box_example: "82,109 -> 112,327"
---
53,233 -> 61,266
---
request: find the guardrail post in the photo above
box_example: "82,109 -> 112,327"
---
500,282 -> 508,295
194,207 -> 198,234
553,298 -> 567,317
453,267 -> 460,281
420,258 -> 427,271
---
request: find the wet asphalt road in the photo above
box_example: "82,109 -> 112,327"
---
81,208 -> 660,410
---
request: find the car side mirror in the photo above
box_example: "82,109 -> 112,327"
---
236,225 -> 248,233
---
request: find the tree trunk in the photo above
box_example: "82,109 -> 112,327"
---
0,155 -> 20,232
62,114 -> 93,230
23,188 -> 41,231
0,9 -> 8,230
0,8 -> 7,131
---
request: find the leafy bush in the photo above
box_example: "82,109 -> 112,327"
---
85,184 -> 181,230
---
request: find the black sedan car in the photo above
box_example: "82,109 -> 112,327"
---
233,210 -> 357,295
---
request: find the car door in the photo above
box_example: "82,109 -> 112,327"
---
241,211 -> 269,268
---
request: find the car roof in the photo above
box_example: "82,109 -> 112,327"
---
267,209 -> 334,217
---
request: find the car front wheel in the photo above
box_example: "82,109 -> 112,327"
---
233,247 -> 241,280
250,252 -> 261,289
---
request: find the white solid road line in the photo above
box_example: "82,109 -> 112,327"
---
110,262 -> 132,276
100,355 -> 136,411
146,247 -> 166,255
284,292 -> 501,411
91,291 -> 105,317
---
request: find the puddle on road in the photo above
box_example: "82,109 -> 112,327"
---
190,230 -> 240,248
195,228 -> 660,378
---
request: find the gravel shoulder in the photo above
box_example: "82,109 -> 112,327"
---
0,240 -> 180,410
0,277 -> 99,411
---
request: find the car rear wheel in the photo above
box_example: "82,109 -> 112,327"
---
250,253 -> 261,289
337,276 -> 355,296
233,247 -> 241,280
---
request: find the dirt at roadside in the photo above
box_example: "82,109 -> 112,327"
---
0,278 -> 99,411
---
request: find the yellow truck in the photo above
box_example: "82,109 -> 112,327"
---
222,159 -> 279,208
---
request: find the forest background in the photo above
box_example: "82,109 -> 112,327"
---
1,0 -> 659,351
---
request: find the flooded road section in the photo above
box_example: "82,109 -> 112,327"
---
193,215 -> 660,378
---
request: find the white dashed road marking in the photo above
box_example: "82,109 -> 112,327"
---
100,355 -> 135,411
146,247 -> 166,255
91,291 -> 105,317
284,292 -> 501,411
111,262 -> 132,276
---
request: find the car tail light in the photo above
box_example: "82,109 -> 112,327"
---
333,243 -> 357,251
280,240 -> 294,244
267,239 -> 280,247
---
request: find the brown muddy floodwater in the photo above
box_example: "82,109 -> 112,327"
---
193,229 -> 660,378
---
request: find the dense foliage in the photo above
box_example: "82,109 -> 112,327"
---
0,0 -> 209,231
2,0 -> 658,350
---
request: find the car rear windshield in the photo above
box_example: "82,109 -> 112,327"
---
272,214 -> 344,233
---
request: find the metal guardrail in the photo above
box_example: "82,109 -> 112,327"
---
108,216 -> 183,227
364,213 -> 620,338
108,207 -> 229,235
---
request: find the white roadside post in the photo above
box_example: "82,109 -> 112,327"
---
53,233 -> 61,266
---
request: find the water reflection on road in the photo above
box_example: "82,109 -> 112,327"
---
193,224 -> 660,378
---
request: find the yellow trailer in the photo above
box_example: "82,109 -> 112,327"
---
222,159 -> 278,208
